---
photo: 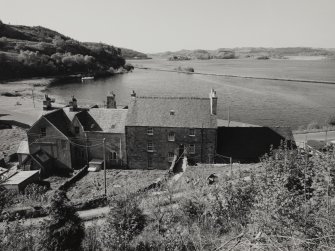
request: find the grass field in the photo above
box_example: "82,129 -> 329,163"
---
67,169 -> 167,202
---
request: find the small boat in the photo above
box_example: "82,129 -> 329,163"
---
81,76 -> 94,81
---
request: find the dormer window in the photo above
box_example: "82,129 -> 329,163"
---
170,110 -> 175,116
147,127 -> 153,135
168,132 -> 175,141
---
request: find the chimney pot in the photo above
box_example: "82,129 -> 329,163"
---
107,91 -> 117,108
210,89 -> 218,115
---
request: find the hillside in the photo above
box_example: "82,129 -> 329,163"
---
150,47 -> 335,60
0,21 -> 148,80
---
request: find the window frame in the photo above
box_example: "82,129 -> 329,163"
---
189,144 -> 195,154
147,127 -> 154,135
147,141 -> 154,152
168,132 -> 175,142
189,128 -> 195,136
110,151 -> 117,160
40,127 -> 46,137
168,152 -> 174,162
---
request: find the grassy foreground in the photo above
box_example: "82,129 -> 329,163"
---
1,144 -> 335,250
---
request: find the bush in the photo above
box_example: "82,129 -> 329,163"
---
101,193 -> 146,250
39,190 -> 85,251
326,115 -> 335,126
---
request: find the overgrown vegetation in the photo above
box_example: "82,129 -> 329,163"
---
1,144 -> 335,250
0,21 -> 146,80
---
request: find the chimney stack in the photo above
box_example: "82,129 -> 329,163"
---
130,90 -> 136,99
107,91 -> 116,108
43,94 -> 52,110
69,96 -> 78,111
209,89 -> 218,115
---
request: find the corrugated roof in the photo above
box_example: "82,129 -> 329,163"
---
84,108 -> 128,133
126,96 -> 217,128
2,170 -> 39,185
17,140 -> 29,154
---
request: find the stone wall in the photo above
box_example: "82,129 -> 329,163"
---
126,126 -> 216,169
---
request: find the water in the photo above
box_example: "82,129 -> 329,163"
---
46,59 -> 335,129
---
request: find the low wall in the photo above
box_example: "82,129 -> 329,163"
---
58,165 -> 88,191
0,120 -> 30,129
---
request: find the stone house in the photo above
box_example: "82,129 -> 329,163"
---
72,108 -> 128,168
27,109 -> 74,176
26,93 -> 127,175
125,90 -> 218,169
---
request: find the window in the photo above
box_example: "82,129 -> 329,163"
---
170,110 -> 175,116
110,151 -> 117,160
40,127 -> 46,137
147,127 -> 153,135
148,154 -> 153,169
189,129 -> 195,136
189,144 -> 195,154
168,132 -> 175,141
147,141 -> 154,152
168,152 -> 174,162
74,126 -> 80,134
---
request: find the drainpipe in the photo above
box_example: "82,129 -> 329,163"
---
201,123 -> 204,163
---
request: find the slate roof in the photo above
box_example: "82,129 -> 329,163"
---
43,109 -> 73,137
76,108 -> 128,133
217,119 -> 261,127
126,96 -> 217,128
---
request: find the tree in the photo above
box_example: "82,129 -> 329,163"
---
326,115 -> 335,126
39,190 -> 85,251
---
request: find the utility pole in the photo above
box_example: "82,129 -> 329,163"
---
103,138 -> 106,196
32,88 -> 35,108
85,133 -> 89,166
119,137 -> 122,166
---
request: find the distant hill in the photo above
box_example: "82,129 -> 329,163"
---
120,48 -> 150,59
150,47 -> 335,60
0,20 -> 148,80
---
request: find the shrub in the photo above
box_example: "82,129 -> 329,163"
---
326,115 -> 335,126
39,190 -> 85,251
101,193 -> 146,250
0,186 -> 13,213
24,183 -> 49,204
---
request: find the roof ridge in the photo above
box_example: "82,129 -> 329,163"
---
137,96 -> 209,100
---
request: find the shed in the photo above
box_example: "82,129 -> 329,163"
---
1,170 -> 40,192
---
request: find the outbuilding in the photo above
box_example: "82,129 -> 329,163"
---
1,170 -> 40,192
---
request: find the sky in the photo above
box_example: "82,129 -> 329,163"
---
1,0 -> 335,53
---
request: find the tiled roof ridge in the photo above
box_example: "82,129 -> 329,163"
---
136,96 -> 209,100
